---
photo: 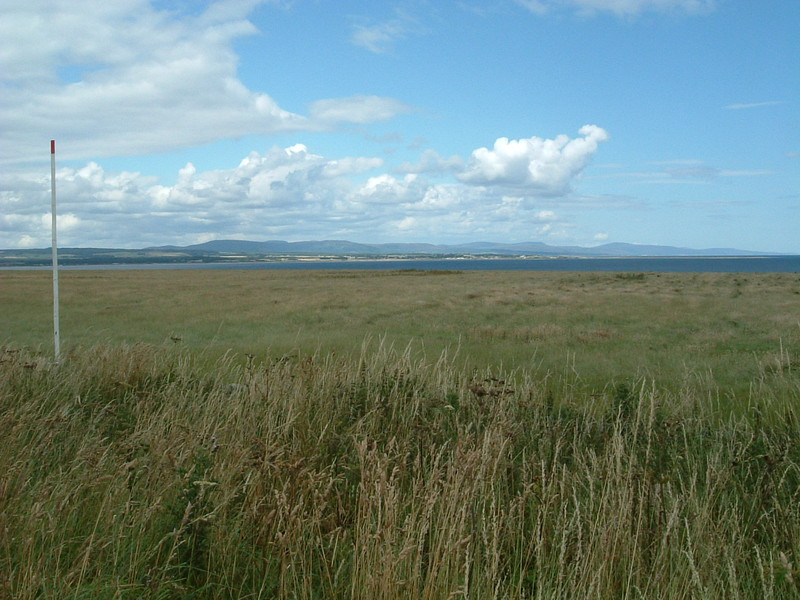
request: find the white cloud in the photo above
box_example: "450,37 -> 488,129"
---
514,1 -> 549,14
352,20 -> 411,54
457,125 -> 609,194
0,1 -> 411,166
0,139 -> 609,249
414,186 -> 463,210
395,216 -> 418,232
350,10 -> 424,54
535,210 -> 558,221
663,165 -> 773,179
42,213 -> 82,232
322,157 -> 385,178
610,159 -> 777,184
309,95 -> 414,125
18,235 -> 38,248
0,0 -> 305,164
724,101 -> 783,110
354,174 -> 424,205
397,150 -> 464,175
0,143 -> 408,247
515,0 -> 716,16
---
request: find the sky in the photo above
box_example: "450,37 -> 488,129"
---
1,0 -> 798,253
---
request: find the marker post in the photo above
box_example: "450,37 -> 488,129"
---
50,140 -> 60,362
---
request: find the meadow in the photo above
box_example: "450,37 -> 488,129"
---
1,269 -> 799,598
3,269 -> 799,394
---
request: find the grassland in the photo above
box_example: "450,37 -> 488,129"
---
3,269 -> 799,393
1,269 -> 799,598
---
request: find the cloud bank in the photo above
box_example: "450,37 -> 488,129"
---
0,0 -> 410,165
1,127 -> 608,248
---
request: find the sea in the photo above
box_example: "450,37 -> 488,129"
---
4,256 -> 799,273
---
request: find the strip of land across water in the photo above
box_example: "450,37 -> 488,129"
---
1,239 -> 791,268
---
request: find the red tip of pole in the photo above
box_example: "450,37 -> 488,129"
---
51,140 -> 56,154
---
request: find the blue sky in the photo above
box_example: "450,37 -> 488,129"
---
1,0 -> 798,252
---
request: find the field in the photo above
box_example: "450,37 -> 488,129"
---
3,269 -> 799,393
1,269 -> 799,598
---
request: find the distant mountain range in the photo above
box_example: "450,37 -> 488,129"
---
151,239 -> 774,258
0,239 -> 780,267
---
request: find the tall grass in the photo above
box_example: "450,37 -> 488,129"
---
3,270 -> 798,396
1,340 -> 799,599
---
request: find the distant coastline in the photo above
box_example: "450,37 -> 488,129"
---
0,239 -> 791,269
3,255 -> 798,273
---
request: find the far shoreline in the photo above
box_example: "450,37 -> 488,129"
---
2,254 -> 797,273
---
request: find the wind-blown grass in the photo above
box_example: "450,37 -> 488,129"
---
2,269 -> 799,396
1,340 -> 799,599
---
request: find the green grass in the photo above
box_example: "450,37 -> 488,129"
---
2,269 -> 798,395
1,340 -> 799,599
1,269 -> 799,598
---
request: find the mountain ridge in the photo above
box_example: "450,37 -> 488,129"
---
149,239 -> 773,257
0,239 -> 784,267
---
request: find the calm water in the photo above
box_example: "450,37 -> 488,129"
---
5,256 -> 799,272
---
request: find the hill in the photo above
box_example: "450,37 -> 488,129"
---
0,239 -> 775,267
151,239 -> 768,257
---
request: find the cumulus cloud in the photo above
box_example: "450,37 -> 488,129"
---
515,0 -> 716,16
457,125 -> 609,194
0,144 -> 375,247
0,0 -> 304,164
0,1 -> 411,166
0,136 -> 607,248
353,174 -> 426,205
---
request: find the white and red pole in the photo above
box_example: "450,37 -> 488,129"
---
50,140 -> 60,362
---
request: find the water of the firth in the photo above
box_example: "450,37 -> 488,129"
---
14,255 -> 799,273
